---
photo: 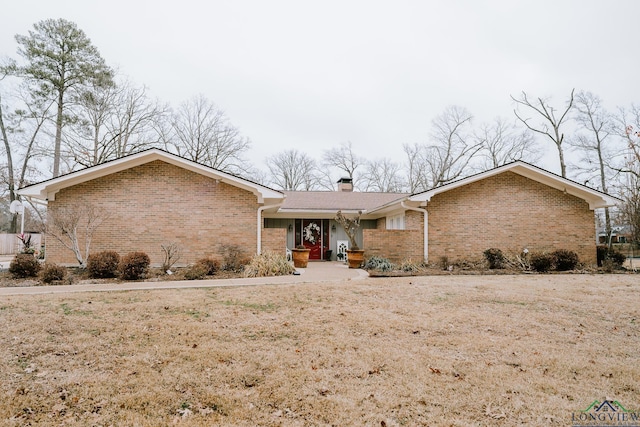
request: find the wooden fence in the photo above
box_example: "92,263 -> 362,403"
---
0,233 -> 42,255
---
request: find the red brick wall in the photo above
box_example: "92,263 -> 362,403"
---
46,161 -> 260,266
427,171 -> 597,264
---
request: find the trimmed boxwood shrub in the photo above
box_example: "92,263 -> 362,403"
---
9,254 -> 41,278
552,249 -> 579,271
530,252 -> 554,272
41,263 -> 67,284
87,251 -> 121,278
483,248 -> 506,269
119,251 -> 150,280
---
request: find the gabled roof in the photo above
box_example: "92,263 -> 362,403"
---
18,149 -> 284,204
19,153 -> 619,214
407,161 -> 620,209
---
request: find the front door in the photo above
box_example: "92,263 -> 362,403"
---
297,219 -> 329,260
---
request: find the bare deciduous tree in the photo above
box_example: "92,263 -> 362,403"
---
476,117 -> 538,169
402,142 -> 429,193
166,95 -> 251,174
0,76 -> 53,232
621,178 -> 640,248
615,104 -> 640,175
613,104 -> 640,250
322,141 -> 364,189
108,81 -> 167,158
361,158 -> 405,192
511,89 -> 575,177
570,91 -> 619,245
266,149 -> 320,191
405,106 -> 482,192
65,79 -> 167,168
46,204 -> 110,267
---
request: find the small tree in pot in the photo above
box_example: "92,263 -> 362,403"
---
335,210 -> 365,268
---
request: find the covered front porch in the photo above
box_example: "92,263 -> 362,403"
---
263,218 -> 375,261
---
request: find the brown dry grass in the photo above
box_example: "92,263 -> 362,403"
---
1,274 -> 638,426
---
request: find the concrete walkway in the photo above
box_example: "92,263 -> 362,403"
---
0,261 -> 368,296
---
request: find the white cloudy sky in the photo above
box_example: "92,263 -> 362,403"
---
1,0 -> 638,174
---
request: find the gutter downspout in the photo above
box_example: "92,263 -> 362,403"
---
257,202 -> 284,255
401,201 -> 429,264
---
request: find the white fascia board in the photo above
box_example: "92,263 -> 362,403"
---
408,162 -> 620,210
265,209 -> 374,220
366,198 -> 410,216
18,149 -> 284,203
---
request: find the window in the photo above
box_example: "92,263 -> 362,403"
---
386,214 -> 405,230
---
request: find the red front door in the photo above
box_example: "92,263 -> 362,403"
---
299,220 -> 329,260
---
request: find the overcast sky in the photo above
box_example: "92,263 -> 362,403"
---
2,0 -> 639,174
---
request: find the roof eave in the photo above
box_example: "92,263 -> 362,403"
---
17,149 -> 284,203
408,161 -> 621,210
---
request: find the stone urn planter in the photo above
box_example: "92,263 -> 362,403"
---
346,249 -> 365,269
291,247 -> 310,268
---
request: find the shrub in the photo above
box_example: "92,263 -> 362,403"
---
9,254 -> 41,278
363,256 -> 395,272
399,259 -> 425,273
160,242 -> 181,272
530,252 -> 554,272
195,258 -> 220,275
41,263 -> 67,284
184,263 -> 209,280
552,249 -> 579,271
119,251 -> 150,280
245,252 -> 296,277
219,244 -> 250,272
597,245 -> 627,269
607,249 -> 627,267
87,251 -> 121,278
483,248 -> 505,269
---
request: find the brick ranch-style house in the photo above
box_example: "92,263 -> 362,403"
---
18,149 -> 618,267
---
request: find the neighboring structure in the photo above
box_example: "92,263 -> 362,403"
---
19,149 -> 619,266
597,225 -> 633,245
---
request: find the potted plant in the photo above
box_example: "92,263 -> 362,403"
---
291,245 -> 310,268
335,210 -> 365,268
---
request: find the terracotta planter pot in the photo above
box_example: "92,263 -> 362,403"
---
292,248 -> 310,268
346,249 -> 365,269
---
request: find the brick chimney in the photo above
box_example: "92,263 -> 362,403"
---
337,177 -> 353,192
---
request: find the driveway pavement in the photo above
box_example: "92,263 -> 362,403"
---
0,261 -> 368,296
